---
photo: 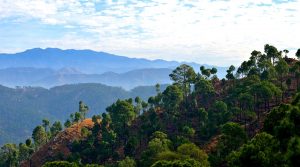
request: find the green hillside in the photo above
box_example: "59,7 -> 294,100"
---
0,83 -> 167,145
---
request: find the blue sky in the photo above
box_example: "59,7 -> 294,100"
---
0,0 -> 299,66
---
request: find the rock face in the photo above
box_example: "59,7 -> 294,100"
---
21,119 -> 94,167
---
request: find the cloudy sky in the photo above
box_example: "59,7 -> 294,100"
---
0,0 -> 299,66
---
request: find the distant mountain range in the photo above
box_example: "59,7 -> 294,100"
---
0,48 -> 227,89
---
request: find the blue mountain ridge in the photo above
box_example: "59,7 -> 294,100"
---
0,48 -> 227,89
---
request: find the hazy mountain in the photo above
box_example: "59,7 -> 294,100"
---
0,67 -> 55,86
0,48 -> 227,89
33,68 -> 173,89
0,48 -> 184,73
0,83 -> 168,145
0,67 -> 173,89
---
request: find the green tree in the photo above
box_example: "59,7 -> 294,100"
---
0,143 -> 19,167
92,115 -> 101,124
194,77 -> 215,108
134,96 -> 142,115
69,113 -> 75,123
250,50 -> 261,67
237,61 -> 250,77
84,164 -> 103,167
259,62 -> 276,81
141,131 -> 172,167
177,143 -> 209,165
200,66 -> 218,79
227,132 -> 282,167
106,99 -> 136,139
200,66 -> 211,78
226,65 -> 236,80
290,62 -> 300,90
81,127 -> 91,138
18,142 -> 33,162
118,157 -> 136,167
32,125 -> 47,148
210,122 -> 247,166
154,143 -> 209,167
42,119 -> 50,133
64,119 -> 72,128
263,103 -> 290,135
208,101 -> 231,135
182,126 -> 195,138
124,136 -> 138,156
283,49 -> 289,57
162,85 -> 183,115
42,119 -> 51,141
275,58 -> 289,90
155,83 -> 161,93
97,113 -> 117,160
211,67 -> 218,75
264,44 -> 280,65
169,64 -> 196,103
296,49 -> 300,59
74,112 -> 81,123
251,81 -> 282,120
237,92 -> 255,128
286,137 -> 300,167
79,101 -> 89,120
25,139 -> 33,147
50,121 -> 63,137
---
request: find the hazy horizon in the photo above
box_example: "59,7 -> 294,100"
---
1,0 -> 299,66
0,47 -> 230,67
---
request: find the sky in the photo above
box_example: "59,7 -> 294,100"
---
0,0 -> 299,66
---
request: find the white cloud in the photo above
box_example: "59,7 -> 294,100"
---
0,0 -> 299,65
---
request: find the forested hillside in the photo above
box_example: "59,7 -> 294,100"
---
0,84 -> 168,145
1,45 -> 300,167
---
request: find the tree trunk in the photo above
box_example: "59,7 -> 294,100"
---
281,75 -> 285,102
257,102 -> 260,123
297,77 -> 299,91
244,111 -> 247,132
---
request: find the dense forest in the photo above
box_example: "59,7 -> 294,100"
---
0,83 -> 168,145
1,44 -> 300,167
